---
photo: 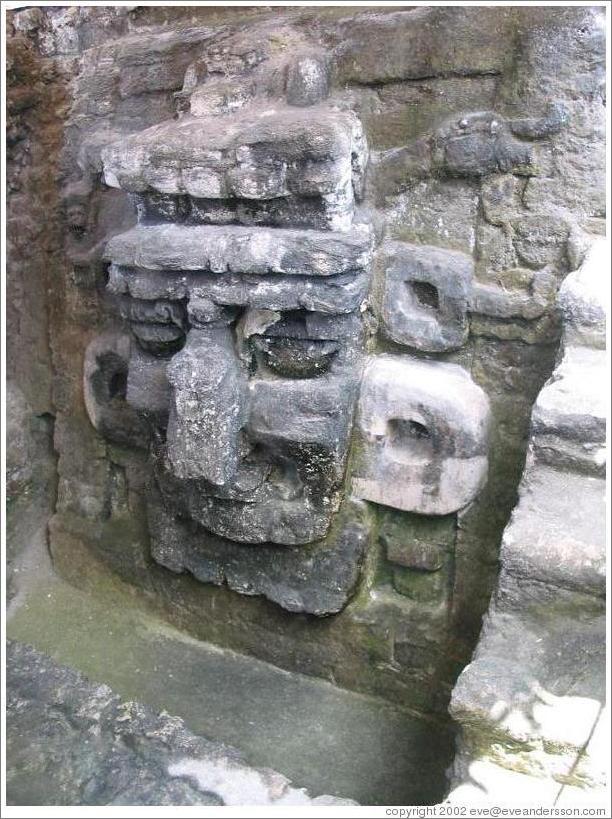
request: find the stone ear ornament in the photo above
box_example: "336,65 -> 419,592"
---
352,356 -> 491,516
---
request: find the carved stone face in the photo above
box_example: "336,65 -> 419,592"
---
91,221 -> 372,548
156,306 -> 364,546
81,56 -> 495,614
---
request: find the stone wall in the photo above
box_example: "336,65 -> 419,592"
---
6,3 -> 605,735
448,238 -> 607,806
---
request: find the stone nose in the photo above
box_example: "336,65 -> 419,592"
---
166,326 -> 248,486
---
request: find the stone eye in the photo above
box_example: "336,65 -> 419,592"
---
409,280 -> 440,311
252,336 -> 339,378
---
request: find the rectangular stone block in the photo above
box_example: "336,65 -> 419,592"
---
166,327 -> 248,485
105,223 -> 373,277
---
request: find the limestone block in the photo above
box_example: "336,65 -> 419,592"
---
385,178 -> 479,254
558,237 -> 607,349
83,332 -> 149,448
531,346 -> 606,476
285,52 -> 329,107
433,112 -> 535,178
114,295 -> 186,328
105,223 -> 372,278
126,346 -> 171,417
108,265 -> 369,316
512,214 -> 571,270
450,589 -> 605,781
249,374 -> 356,457
130,322 -> 185,356
378,241 -> 472,351
469,268 -> 557,321
188,77 -> 255,118
378,509 -> 456,570
352,356 -> 490,515
101,105 -> 367,230
501,465 -> 605,598
157,368 -> 359,545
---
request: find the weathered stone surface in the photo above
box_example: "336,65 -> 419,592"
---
105,223 -> 373,315
105,223 -> 372,276
6,641 -> 355,806
156,366 -> 359,546
101,105 -> 366,230
333,8 -> 513,85
7,4 -> 607,776
83,332 -> 149,448
379,509 -> 456,571
531,347 -> 606,477
502,465 -> 605,597
512,214 -> 572,270
352,356 -> 491,515
362,76 -> 499,151
385,178 -> 479,253
433,112 -> 535,178
449,218 -> 607,804
126,344 -> 172,417
469,268 -> 557,321
166,327 -> 249,485
557,237 -> 607,349
378,240 -> 472,352
285,52 -> 329,107
109,265 -> 369,315
149,499 -> 368,616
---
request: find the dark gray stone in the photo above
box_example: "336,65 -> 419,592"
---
166,326 -> 249,485
6,641 -> 354,806
378,240 -> 473,352
83,332 -> 150,449
148,499 -> 369,616
105,223 -> 373,278
433,112 -> 535,178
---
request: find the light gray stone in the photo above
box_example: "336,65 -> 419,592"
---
101,105 -> 366,230
531,346 -> 606,476
558,237 -> 607,349
352,356 -> 491,515
501,465 -> 605,597
286,52 -> 329,107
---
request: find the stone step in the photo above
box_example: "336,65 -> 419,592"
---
500,464 -> 605,599
531,346 -> 606,476
6,641 -> 355,807
7,568 -> 452,806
